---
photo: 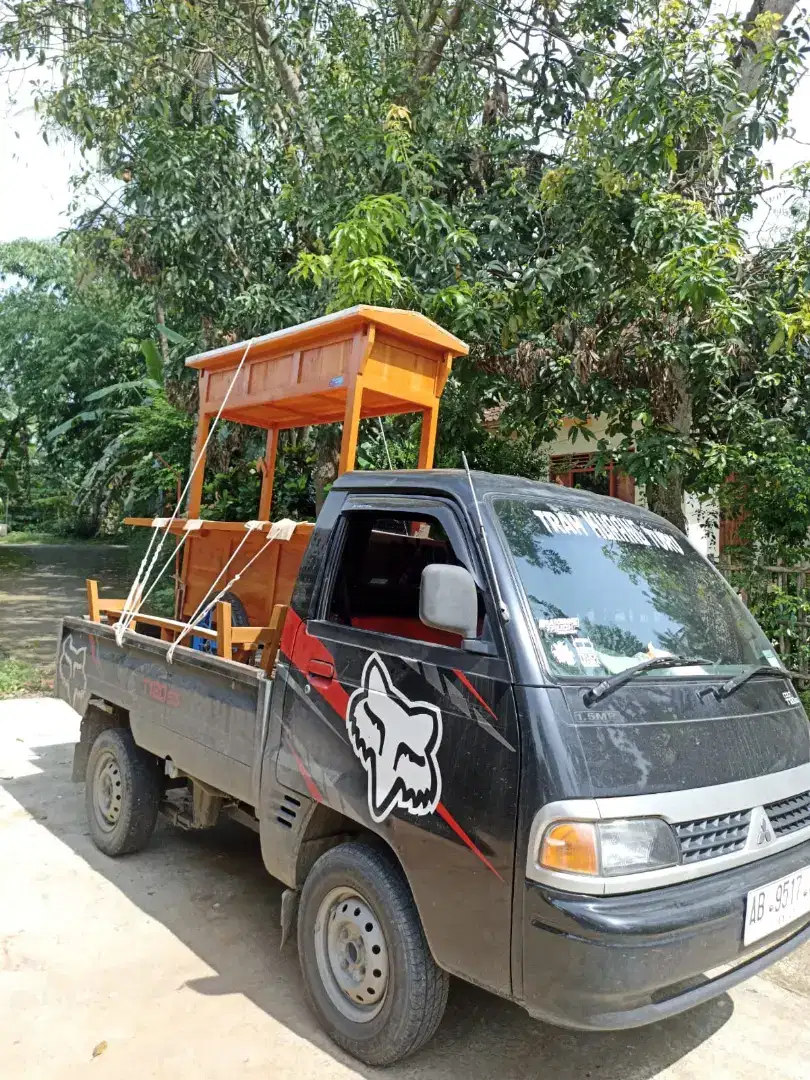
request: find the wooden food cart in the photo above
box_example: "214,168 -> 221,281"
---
85,305 -> 469,667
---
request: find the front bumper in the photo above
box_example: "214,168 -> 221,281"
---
522,835 -> 810,1030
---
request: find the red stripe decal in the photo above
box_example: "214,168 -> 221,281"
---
289,743 -> 323,803
436,802 -> 504,882
282,608 -> 350,718
452,668 -> 500,724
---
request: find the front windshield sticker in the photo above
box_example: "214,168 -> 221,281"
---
763,649 -> 782,669
573,637 -> 600,667
551,640 -> 577,666
538,617 -> 580,635
533,508 -> 684,553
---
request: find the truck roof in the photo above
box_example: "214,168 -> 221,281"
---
334,469 -> 683,533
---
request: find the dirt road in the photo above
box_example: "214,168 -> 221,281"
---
0,543 -> 130,668
1,698 -> 810,1080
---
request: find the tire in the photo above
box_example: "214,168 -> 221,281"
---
85,728 -> 161,857
219,590 -> 249,627
297,842 -> 449,1066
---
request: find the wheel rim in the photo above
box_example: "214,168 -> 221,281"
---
313,887 -> 390,1023
92,749 -> 123,832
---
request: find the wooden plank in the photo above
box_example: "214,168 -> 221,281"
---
338,376 -> 364,474
123,518 -> 315,536
186,412 -> 211,518
262,604 -> 288,673
258,428 -> 279,520
216,600 -> 232,658
418,404 -> 439,470
86,579 -> 101,622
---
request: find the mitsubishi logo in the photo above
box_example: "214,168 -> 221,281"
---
748,806 -> 776,850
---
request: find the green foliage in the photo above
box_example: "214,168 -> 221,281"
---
0,0 -> 808,587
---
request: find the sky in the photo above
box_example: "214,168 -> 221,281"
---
0,6 -> 808,247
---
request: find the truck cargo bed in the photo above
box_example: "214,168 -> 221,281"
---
56,616 -> 273,807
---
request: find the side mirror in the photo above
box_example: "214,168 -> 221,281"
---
420,564 -> 478,641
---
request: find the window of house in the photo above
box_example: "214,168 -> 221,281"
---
325,510 -> 483,647
551,453 -> 635,503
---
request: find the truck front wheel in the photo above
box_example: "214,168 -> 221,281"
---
85,728 -> 160,856
297,842 -> 449,1065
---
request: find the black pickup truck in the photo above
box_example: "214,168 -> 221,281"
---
57,469 -> 810,1065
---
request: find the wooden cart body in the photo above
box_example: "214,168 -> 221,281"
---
93,306 -> 468,662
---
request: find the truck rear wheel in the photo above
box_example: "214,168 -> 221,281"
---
85,728 -> 160,856
297,842 -> 449,1065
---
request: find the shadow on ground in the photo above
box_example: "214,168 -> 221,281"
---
0,543 -> 129,668
3,730 -> 736,1080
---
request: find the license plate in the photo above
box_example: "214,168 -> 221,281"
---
744,865 -> 810,946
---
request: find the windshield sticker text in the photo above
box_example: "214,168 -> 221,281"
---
533,509 -> 684,553
573,637 -> 600,667
538,617 -> 580,635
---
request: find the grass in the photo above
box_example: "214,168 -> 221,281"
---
0,657 -> 51,699
0,529 -> 74,545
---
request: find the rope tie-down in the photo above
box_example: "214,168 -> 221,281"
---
165,518 -> 296,664
113,338 -> 255,648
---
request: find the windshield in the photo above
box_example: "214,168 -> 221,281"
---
493,497 -> 780,679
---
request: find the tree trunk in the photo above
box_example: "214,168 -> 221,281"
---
647,361 -> 692,533
313,427 -> 341,513
647,474 -> 687,533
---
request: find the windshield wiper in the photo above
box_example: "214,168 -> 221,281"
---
706,664 -> 787,702
583,655 -> 712,707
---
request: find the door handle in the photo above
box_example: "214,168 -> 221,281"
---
308,659 -> 335,682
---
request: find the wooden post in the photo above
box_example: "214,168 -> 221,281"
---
258,428 -> 279,520
262,603 -> 288,674
187,412 -> 211,518
216,600 -> 232,658
338,378 -> 364,475
417,404 -> 439,470
86,578 -> 100,622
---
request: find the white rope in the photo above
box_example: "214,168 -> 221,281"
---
129,527 -> 193,615
166,520 -> 276,663
166,519 -> 297,663
114,337 -> 255,646
114,522 -> 162,644
378,416 -> 394,470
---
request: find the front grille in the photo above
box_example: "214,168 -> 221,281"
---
673,810 -> 751,863
764,789 -> 810,837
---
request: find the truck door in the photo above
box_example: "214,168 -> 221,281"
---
276,495 -> 519,997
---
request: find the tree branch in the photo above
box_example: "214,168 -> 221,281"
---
393,0 -> 420,41
415,0 -> 469,81
239,2 -> 323,153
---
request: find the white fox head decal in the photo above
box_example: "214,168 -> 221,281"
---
347,653 -> 442,823
58,633 -> 88,712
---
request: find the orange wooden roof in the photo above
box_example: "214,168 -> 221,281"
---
185,305 -> 469,372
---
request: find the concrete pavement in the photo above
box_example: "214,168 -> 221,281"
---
1,697 -> 809,1080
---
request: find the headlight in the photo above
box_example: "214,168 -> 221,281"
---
539,817 -> 680,878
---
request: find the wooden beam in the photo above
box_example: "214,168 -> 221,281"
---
417,404 -> 439,470
216,600 -> 232,658
262,604 -> 288,673
186,412 -> 211,517
258,428 -> 279,520
94,603 -> 276,647
86,579 -> 100,622
338,377 -> 364,475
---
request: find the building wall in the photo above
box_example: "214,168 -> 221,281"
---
546,416 -> 719,558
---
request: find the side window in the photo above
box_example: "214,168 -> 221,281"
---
325,510 -> 483,648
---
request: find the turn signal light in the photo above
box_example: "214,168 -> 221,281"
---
539,821 -> 599,875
